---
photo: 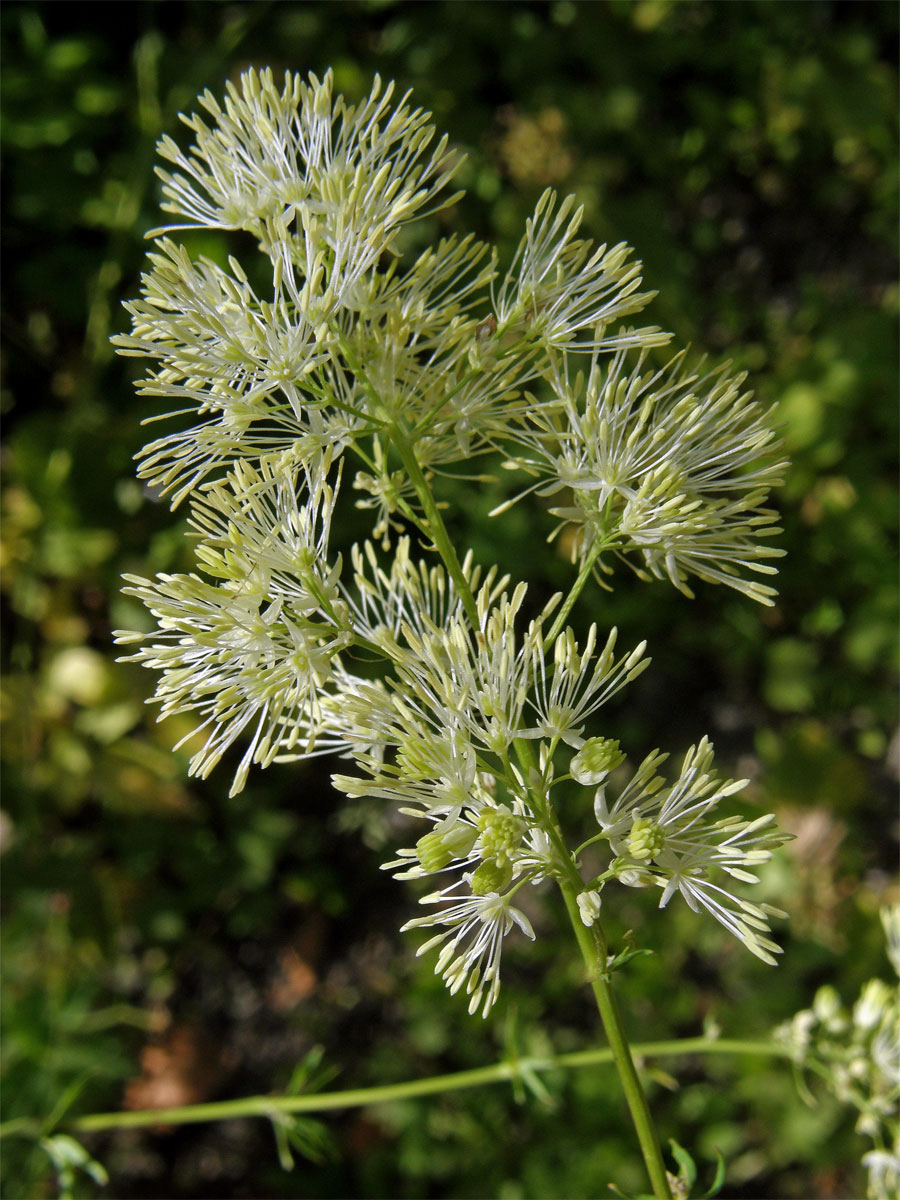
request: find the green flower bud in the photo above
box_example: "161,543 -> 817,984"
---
416,822 -> 478,873
416,831 -> 453,872
571,738 -> 626,785
813,985 -> 844,1028
469,857 -> 514,896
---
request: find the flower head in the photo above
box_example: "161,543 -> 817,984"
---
506,347 -> 786,604
154,68 -> 461,253
114,452 -> 349,794
493,189 -> 666,353
403,885 -> 536,1018
522,626 -> 648,747
593,737 -> 789,962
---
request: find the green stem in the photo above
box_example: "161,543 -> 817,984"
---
387,421 -> 481,628
513,736 -> 672,1200
0,1039 -> 791,1140
381,432 -> 668,1195
543,541 -> 603,648
345,436 -> 431,538
559,877 -> 673,1200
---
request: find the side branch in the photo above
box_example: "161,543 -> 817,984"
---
0,1038 -> 792,1140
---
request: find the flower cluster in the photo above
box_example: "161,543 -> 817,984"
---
775,906 -> 900,1200
116,450 -> 351,794
503,347 -> 786,603
493,189 -> 664,354
590,737 -> 789,963
331,564 -> 652,1014
116,68 -> 789,1016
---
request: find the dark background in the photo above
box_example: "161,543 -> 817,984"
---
2,2 -> 897,1197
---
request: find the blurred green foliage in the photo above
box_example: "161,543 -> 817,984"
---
1,2 -> 896,1197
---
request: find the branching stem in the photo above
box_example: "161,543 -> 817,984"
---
387,420 -> 481,629
543,541 -> 604,649
384,438 -> 672,1198
0,1038 -> 793,1141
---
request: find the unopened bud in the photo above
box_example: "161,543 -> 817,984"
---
571,738 -> 626,785
416,821 -> 478,873
469,857 -> 514,896
576,889 -> 602,927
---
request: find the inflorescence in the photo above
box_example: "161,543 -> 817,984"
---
115,68 -> 789,1015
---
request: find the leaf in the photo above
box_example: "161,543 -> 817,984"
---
284,1045 -> 339,1097
668,1137 -> 697,1189
269,1112 -> 335,1170
702,1149 -> 727,1199
518,1063 -> 556,1109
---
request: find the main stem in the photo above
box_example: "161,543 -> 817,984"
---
515,736 -> 672,1200
388,421 -> 481,629
560,880 -> 673,1198
392,429 -> 671,1199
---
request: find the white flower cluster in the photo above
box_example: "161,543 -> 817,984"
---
503,348 -> 786,603
332,564 -> 652,1015
332,564 -> 785,1009
116,450 -> 351,794
775,906 -> 900,1200
115,68 -> 789,1015
591,736 -> 789,964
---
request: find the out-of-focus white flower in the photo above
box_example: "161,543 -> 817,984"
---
863,1143 -> 900,1200
855,980 -> 894,1034
773,944 -> 900,1188
881,903 -> 900,978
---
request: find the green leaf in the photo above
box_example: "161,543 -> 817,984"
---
668,1137 -> 697,1188
284,1046 -> 339,1097
702,1149 -> 727,1199
269,1113 -> 335,1170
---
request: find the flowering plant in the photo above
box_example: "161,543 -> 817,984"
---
114,68 -> 791,1197
776,906 -> 900,1200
